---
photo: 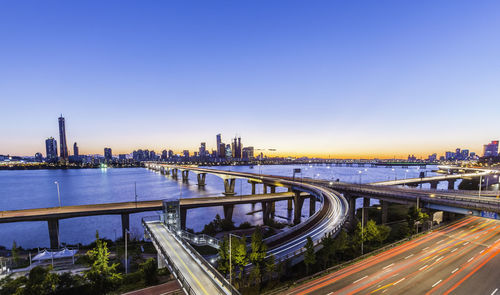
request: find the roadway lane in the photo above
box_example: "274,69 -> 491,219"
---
285,217 -> 500,295
148,222 -> 223,295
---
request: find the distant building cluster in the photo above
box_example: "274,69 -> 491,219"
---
131,134 -> 257,163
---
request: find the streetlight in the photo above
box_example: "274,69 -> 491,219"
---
228,233 -> 242,285
54,181 -> 61,208
358,170 -> 363,184
479,174 -> 483,198
404,169 -> 409,180
124,229 -> 130,274
392,168 -> 396,181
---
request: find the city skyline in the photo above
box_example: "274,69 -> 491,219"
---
2,1 -> 500,158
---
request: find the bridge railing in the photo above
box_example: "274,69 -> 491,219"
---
174,230 -> 222,249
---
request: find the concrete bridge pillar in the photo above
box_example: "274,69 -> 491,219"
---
165,168 -> 170,176
180,208 -> 187,230
363,198 -> 370,225
171,168 -> 178,179
121,213 -> 130,240
197,173 -> 206,186
261,202 -> 272,225
181,170 -> 189,182
287,187 -> 293,210
309,196 -> 316,216
263,184 -> 268,194
447,179 -> 456,190
269,185 -> 276,217
223,204 -> 234,223
381,200 -> 389,224
223,178 -> 236,195
293,191 -> 305,225
248,181 -> 256,194
430,181 -> 438,190
47,218 -> 60,249
347,196 -> 356,227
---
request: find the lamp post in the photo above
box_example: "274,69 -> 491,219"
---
479,174 -> 483,199
54,181 -> 61,208
124,229 -> 130,274
358,170 -> 363,184
134,181 -> 138,208
392,168 -> 396,181
405,169 -> 409,180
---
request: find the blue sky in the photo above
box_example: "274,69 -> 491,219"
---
1,1 -> 500,157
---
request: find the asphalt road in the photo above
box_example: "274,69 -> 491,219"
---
286,216 -> 500,295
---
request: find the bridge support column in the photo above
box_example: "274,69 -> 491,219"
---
47,218 -> 60,249
180,208 -> 187,230
223,178 -> 236,195
121,213 -> 130,240
287,187 -> 293,210
381,200 -> 389,224
347,196 -> 356,227
171,168 -> 178,179
181,170 -> 189,182
430,181 -> 438,189
223,204 -> 234,223
363,198 -> 370,225
269,185 -> 276,217
249,181 -> 256,194
309,196 -> 316,216
157,253 -> 167,269
263,184 -> 268,194
293,191 -> 305,225
447,179 -> 456,190
196,173 -> 206,186
165,168 -> 170,176
262,202 -> 272,225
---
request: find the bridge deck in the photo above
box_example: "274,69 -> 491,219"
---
147,221 -> 226,295
371,171 -> 490,186
180,192 -> 308,208
0,200 -> 163,223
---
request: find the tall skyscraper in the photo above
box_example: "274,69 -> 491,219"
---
73,142 -> 79,157
483,141 -> 499,157
45,137 -> 58,162
58,115 -> 69,160
232,136 -> 242,159
199,142 -> 206,158
104,147 -> 112,161
216,134 -> 222,157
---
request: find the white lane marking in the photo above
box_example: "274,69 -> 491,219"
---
491,288 -> 498,295
435,256 -> 443,262
452,268 -> 459,274
474,236 -> 480,240
419,264 -> 428,271
437,239 -> 445,244
451,248 -> 458,253
467,256 -> 475,262
432,280 -> 442,288
383,263 -> 394,270
352,275 -> 368,284
464,242 -> 470,245
495,238 -> 500,243
480,250 -> 485,254
423,247 -> 430,251
405,254 -> 414,259
394,278 -> 405,285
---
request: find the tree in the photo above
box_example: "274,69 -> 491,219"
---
84,231 -> 122,294
232,236 -> 248,281
11,241 -> 19,266
249,227 -> 267,269
319,233 -> 334,269
407,206 -> 430,234
139,258 -> 158,285
304,236 -> 316,275
332,229 -> 350,261
22,266 -> 60,295
217,236 -> 230,275
264,254 -> 276,283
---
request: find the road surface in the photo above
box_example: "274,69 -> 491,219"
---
286,216 -> 500,295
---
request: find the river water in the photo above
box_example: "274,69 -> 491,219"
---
0,165 -> 439,249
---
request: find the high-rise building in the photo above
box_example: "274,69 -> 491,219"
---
58,115 -> 69,160
35,152 -> 43,162
45,137 -> 58,162
232,137 -> 242,159
183,150 -> 190,159
225,144 -> 232,158
104,147 -> 112,161
483,141 -> 499,157
73,142 -> 79,157
161,150 -> 168,161
242,146 -> 254,159
168,150 -> 174,158
199,142 -> 206,158
216,134 -> 222,157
